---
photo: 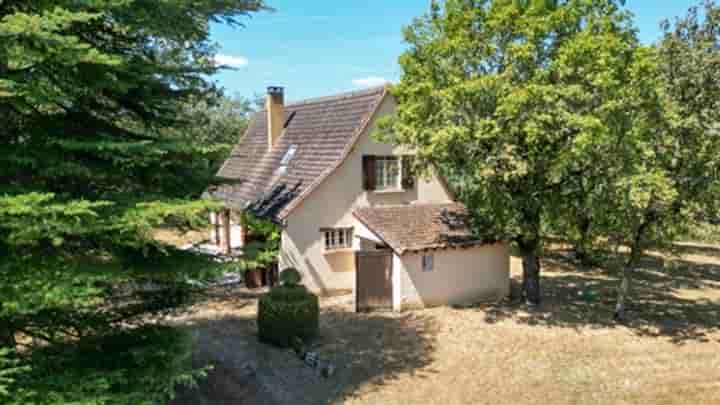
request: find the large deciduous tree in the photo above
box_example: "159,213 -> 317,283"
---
605,1 -> 720,319
382,0 -> 645,304
172,93 -> 257,173
0,0 -> 264,402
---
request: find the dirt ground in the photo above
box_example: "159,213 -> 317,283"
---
168,244 -> 720,405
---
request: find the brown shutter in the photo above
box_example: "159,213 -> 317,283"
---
401,155 -> 415,190
363,155 -> 376,191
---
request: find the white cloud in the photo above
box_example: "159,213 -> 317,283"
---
214,54 -> 249,68
352,76 -> 390,88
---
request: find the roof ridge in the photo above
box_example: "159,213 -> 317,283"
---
283,85 -> 387,109
356,202 -> 461,210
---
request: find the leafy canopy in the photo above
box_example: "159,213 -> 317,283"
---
381,0 -> 645,302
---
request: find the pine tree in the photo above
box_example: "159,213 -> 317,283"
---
0,0 -> 264,402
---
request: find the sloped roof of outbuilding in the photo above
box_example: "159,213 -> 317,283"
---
206,86 -> 388,221
353,203 -> 492,255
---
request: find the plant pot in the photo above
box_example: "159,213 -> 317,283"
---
244,268 -> 262,289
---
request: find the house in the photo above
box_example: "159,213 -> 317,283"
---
206,85 -> 509,311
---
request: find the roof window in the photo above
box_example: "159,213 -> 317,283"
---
281,145 -> 298,166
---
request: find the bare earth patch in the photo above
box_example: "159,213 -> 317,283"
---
169,244 -> 720,405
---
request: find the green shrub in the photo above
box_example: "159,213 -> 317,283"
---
279,267 -> 302,286
257,285 -> 319,348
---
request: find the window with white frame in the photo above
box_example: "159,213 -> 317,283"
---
375,156 -> 401,190
422,254 -> 434,272
323,228 -> 353,251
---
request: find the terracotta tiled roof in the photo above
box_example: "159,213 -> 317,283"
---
353,203 -> 488,255
206,86 -> 387,220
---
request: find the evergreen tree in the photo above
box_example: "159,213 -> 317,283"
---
0,0 -> 264,402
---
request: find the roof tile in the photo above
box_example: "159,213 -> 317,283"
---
207,86 -> 386,220
353,204 -> 489,254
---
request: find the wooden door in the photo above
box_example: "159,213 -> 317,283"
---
356,250 -> 394,312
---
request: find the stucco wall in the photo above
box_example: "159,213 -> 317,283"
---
279,95 -> 454,294
398,243 -> 510,309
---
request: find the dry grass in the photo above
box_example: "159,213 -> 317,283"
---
169,244 -> 720,405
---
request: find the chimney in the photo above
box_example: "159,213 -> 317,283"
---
266,86 -> 285,150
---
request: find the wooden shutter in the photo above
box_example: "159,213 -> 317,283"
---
401,155 -> 415,190
363,155 -> 376,191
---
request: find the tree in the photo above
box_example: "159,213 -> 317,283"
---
174,93 -> 257,173
0,0 -> 265,402
382,0 -> 644,304
604,1 -> 720,319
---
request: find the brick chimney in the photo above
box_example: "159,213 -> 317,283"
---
266,86 -> 284,150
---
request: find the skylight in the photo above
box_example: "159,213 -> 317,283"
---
281,145 -> 298,166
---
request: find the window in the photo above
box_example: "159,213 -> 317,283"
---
276,144 -> 298,175
363,155 -> 414,191
375,156 -> 401,190
280,145 -> 298,165
422,254 -> 434,272
323,228 -> 353,251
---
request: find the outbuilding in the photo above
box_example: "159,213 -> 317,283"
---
353,203 -> 510,311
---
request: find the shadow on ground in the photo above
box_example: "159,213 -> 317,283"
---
485,246 -> 720,344
170,298 -> 438,405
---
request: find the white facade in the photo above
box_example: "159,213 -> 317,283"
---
275,93 -> 510,309
394,244 -> 510,310
279,95 -> 455,294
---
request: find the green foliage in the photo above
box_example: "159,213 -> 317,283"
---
239,213 -> 281,270
593,0 -> 720,312
680,222 -> 720,244
386,0 -> 720,314
381,0 -> 643,303
3,327 -> 207,405
0,350 -> 29,402
257,285 -> 320,348
280,268 -> 302,287
170,93 -> 257,173
244,212 -> 281,244
0,0 -> 265,402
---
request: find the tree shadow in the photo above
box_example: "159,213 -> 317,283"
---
170,302 -> 438,404
485,248 -> 720,345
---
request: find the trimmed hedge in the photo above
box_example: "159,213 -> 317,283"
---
257,285 -> 319,348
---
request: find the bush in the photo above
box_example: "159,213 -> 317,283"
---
257,285 -> 319,348
279,267 -> 302,286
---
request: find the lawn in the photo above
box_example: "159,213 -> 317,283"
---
169,244 -> 720,405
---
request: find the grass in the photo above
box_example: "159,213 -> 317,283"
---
168,242 -> 720,404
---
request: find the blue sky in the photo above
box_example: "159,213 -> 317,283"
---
210,0 -> 699,102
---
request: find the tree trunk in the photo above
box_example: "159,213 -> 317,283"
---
614,248 -> 639,321
614,264 -> 632,320
519,242 -> 541,306
575,216 -> 593,265
614,215 -> 650,321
